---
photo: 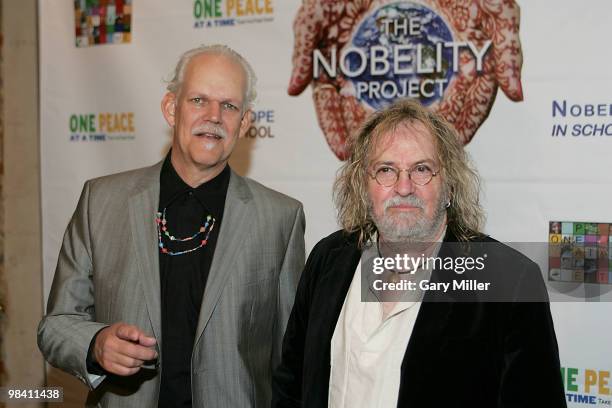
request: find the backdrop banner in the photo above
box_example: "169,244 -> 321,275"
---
40,1 -> 612,405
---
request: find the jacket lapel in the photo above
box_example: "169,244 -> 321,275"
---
316,241 -> 362,332
309,236 -> 361,393
128,161 -> 163,343
398,232 -> 464,403
403,234 -> 457,348
193,170 -> 254,346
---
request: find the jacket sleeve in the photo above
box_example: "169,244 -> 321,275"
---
499,261 -> 567,407
37,181 -> 108,389
271,204 -> 306,375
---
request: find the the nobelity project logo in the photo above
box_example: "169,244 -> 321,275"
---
318,5 -> 463,110
551,100 -> 612,138
193,0 -> 274,28
561,366 -> 611,406
289,1 -> 525,160
69,112 -> 136,142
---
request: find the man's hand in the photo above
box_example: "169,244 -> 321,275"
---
289,0 -> 524,159
93,323 -> 158,376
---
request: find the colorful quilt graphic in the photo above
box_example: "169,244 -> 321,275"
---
74,0 -> 132,47
549,222 -> 612,284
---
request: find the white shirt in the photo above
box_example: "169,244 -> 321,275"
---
328,259 -> 421,408
329,235 -> 444,408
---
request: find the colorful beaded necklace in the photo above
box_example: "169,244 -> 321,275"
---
155,207 -> 216,256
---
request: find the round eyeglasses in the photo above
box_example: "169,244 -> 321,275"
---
369,164 -> 439,187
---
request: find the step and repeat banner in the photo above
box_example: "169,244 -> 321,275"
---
40,1 -> 611,405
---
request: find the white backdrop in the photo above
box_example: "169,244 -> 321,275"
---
40,1 -> 612,405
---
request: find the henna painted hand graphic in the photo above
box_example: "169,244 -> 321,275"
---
289,0 -> 524,160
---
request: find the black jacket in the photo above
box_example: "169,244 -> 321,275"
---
272,230 -> 566,408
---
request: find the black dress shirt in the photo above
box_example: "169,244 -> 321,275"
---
157,155 -> 229,407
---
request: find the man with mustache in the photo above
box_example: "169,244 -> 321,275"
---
38,44 -> 305,407
272,99 -> 566,407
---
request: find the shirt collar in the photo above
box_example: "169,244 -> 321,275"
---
159,151 -> 231,209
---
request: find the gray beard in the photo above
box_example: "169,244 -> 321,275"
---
369,194 -> 448,243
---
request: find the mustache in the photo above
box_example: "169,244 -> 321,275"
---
192,124 -> 227,139
383,195 -> 424,211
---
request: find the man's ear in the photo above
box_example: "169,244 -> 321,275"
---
161,92 -> 177,127
238,108 -> 253,139
445,185 -> 454,209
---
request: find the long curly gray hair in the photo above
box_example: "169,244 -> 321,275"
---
334,98 -> 485,246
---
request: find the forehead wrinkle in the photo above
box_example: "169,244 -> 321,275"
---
183,90 -> 242,106
179,53 -> 247,103
209,54 -> 248,107
371,158 -> 438,168
368,121 -> 439,167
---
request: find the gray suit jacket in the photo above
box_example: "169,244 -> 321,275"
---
38,160 -> 306,407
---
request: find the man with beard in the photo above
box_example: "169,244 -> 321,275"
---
38,44 -> 305,407
272,99 -> 566,407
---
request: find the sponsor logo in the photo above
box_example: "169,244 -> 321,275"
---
551,100 -> 612,138
561,366 -> 611,405
549,222 -> 612,285
193,0 -> 274,29
245,109 -> 275,139
74,0 -> 132,47
68,112 -> 136,142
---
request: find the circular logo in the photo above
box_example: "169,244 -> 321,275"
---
347,2 -> 455,110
